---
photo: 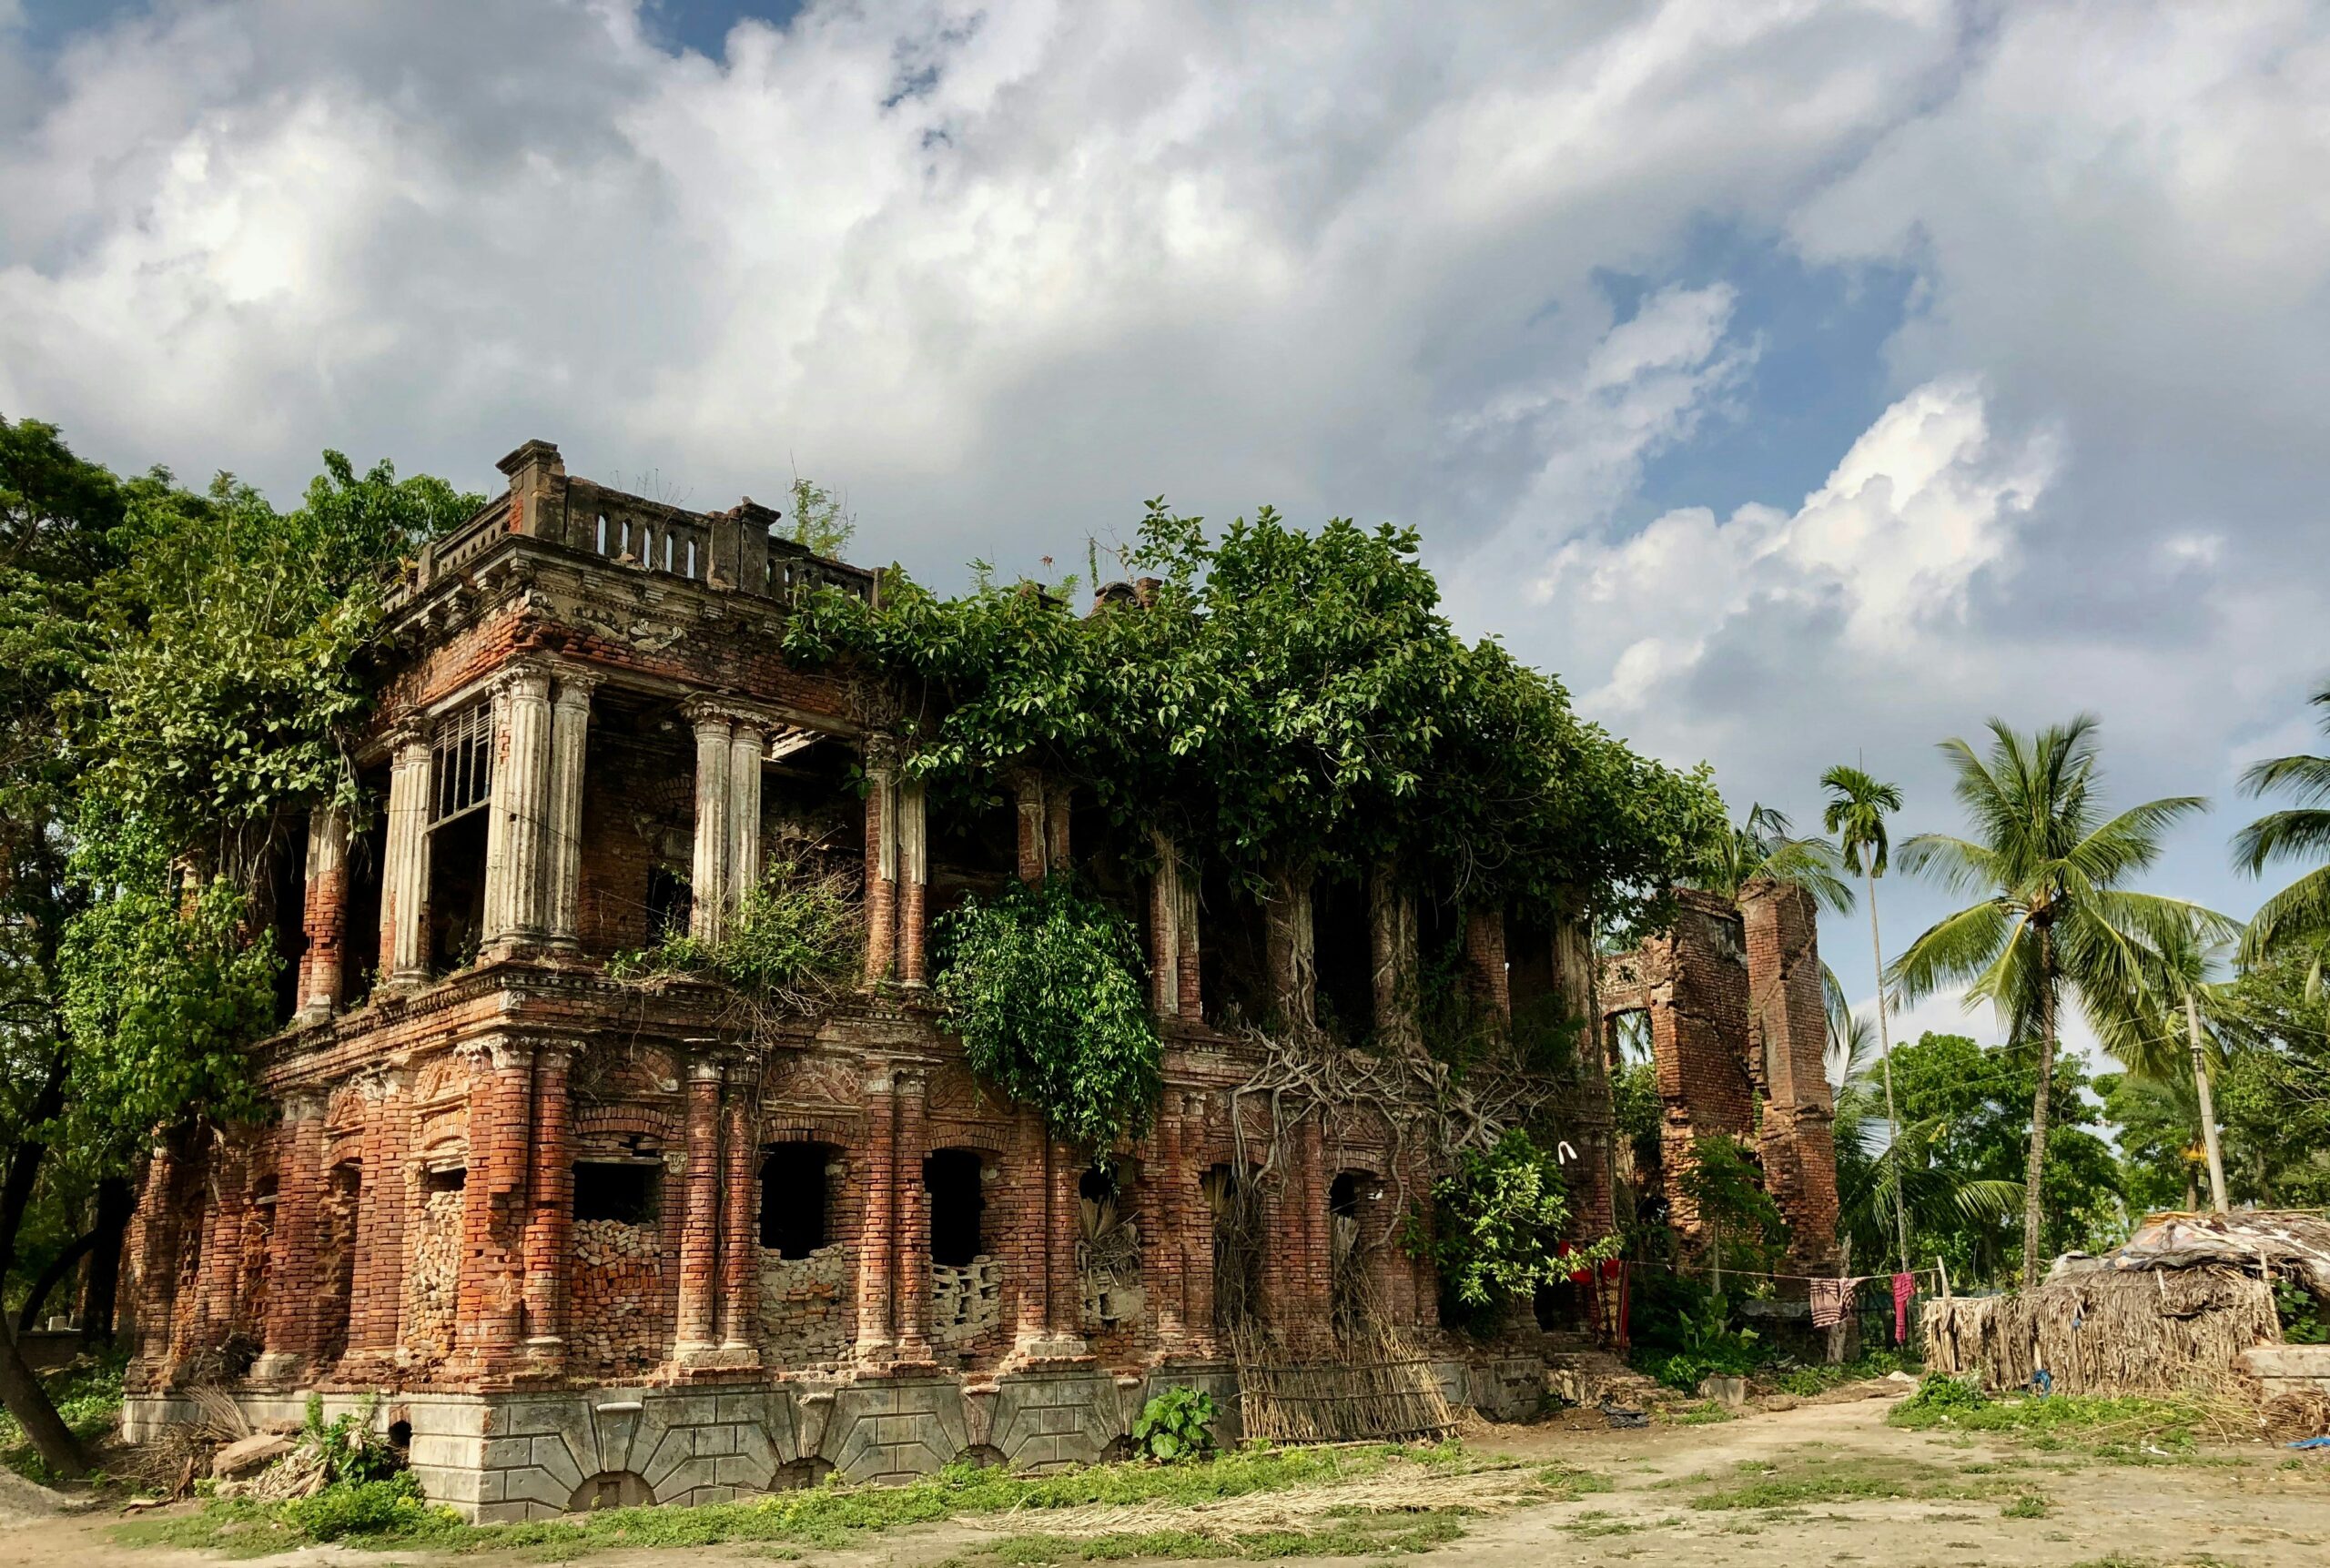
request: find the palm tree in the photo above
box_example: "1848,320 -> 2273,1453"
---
1890,717 -> 2216,1287
1829,1030 -> 2021,1266
1821,764 -> 1911,1272
2090,909 -> 2235,1213
1693,804 -> 1854,913
2234,679 -> 2330,976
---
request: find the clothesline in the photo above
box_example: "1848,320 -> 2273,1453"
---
1613,1256 -> 1944,1288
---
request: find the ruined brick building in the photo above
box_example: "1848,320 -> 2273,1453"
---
116,442 -> 1839,1519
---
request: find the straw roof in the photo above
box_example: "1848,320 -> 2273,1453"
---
2104,1209 -> 2330,1300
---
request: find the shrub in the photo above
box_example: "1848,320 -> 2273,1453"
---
277,1473 -> 445,1542
1130,1387 -> 1218,1463
934,876 -> 1160,1152
612,859 -> 862,1011
1414,1128 -> 1617,1327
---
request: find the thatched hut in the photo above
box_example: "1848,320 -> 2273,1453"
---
1922,1210 -> 2330,1401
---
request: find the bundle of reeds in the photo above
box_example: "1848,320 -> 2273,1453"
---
1231,1321 -> 1457,1444
1923,1266 -> 2279,1397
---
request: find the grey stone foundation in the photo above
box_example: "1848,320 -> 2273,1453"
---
124,1363 -> 1249,1522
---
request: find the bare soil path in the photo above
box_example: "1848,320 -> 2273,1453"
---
4,1394 -> 2323,1568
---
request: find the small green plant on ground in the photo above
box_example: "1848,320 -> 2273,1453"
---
1535,1463 -> 1615,1499
1659,1401 -> 1737,1425
1130,1388 -> 1217,1463
1635,1287 -> 1761,1391
2275,1280 -> 2329,1343
1765,1349 -> 1915,1397
2001,1492 -> 2052,1518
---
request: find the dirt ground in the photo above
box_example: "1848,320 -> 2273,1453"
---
4,1393 -> 2325,1568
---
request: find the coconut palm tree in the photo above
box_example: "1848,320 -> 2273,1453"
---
1890,716 -> 2220,1287
2090,909 -> 2234,1212
1692,804 -> 1854,913
1821,764 -> 1911,1272
2234,679 -> 2330,976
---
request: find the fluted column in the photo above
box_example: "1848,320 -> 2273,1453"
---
689,709 -> 734,943
862,747 -> 897,986
543,674 -> 595,948
297,808 -> 350,1020
674,1057 -> 724,1358
717,1085 -> 760,1357
484,667 -> 555,947
1177,865 -> 1203,1020
522,1043 -> 573,1363
1149,834 -> 1180,1018
727,717 -> 764,912
380,723 -> 431,986
897,780 -> 928,986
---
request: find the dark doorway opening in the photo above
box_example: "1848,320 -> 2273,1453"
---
925,1149 -> 986,1267
760,1143 -> 836,1257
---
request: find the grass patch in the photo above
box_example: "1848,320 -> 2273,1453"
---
1685,1453 -> 2014,1512
1534,1464 -> 1614,1500
1659,1401 -> 1737,1426
2000,1493 -> 2051,1519
0,1350 -> 127,1487
116,1442 -> 1466,1557
1888,1376 -> 2214,1459
986,1508 -> 1466,1563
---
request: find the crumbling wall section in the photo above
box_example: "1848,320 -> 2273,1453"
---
1740,879 -> 1840,1273
760,1243 -> 851,1363
569,1219 -> 668,1378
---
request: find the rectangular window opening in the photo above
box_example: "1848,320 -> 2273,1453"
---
572,1161 -> 660,1225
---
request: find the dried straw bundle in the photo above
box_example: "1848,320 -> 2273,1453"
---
1231,1320 -> 1456,1444
1923,1266 -> 2279,1397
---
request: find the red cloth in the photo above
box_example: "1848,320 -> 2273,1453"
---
1892,1271 -> 1916,1344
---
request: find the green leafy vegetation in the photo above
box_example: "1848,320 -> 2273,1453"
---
986,1510 -> 1466,1563
611,859 -> 864,1012
933,876 -> 1160,1153
1130,1386 -> 1218,1463
1889,1374 -> 2214,1458
0,1351 -> 124,1485
1413,1128 -> 1614,1323
1684,1452 -> 2019,1512
1764,1349 -> 1914,1397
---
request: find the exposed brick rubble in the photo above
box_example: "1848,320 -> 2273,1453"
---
117,440 -> 1835,1520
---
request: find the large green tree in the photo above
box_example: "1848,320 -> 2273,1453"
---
1890,717 -> 2217,1286
1820,764 -> 1911,1271
0,416 -> 472,1477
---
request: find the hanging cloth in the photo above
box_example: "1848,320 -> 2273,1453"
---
1809,1276 -> 1852,1329
1892,1270 -> 1917,1344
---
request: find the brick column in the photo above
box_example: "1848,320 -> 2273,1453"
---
1149,835 -> 1180,1018
689,709 -> 734,943
1179,1097 -> 1218,1352
1370,865 -> 1419,1054
127,1134 -> 185,1372
1741,879 -> 1840,1275
257,1091 -> 328,1381
1176,865 -> 1203,1021
1045,1138 -> 1086,1349
522,1043 -> 573,1364
1013,769 -> 1046,886
345,1068 -> 411,1366
674,1057 -> 724,1358
1296,1114 -> 1332,1351
854,1064 -> 898,1360
380,723 -> 431,986
863,747 -> 897,985
893,1067 -> 932,1359
455,1039 -> 532,1368
897,780 -> 928,987
192,1133 -> 252,1351
1464,906 -> 1511,1033
485,665 -> 555,948
727,717 -> 764,911
1010,1108 -> 1050,1353
1044,784 -> 1071,873
717,1085 -> 760,1357
543,673 -> 594,949
296,808 -> 350,1021
1152,1094 -> 1189,1351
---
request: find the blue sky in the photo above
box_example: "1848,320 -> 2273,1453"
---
4,0 -> 2327,1065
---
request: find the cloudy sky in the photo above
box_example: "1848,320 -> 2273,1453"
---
5,0 -> 2326,1058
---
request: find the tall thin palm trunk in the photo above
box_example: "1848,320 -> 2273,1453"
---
1869,870 -> 1911,1273
2021,935 -> 2057,1290
2185,993 -> 2229,1213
